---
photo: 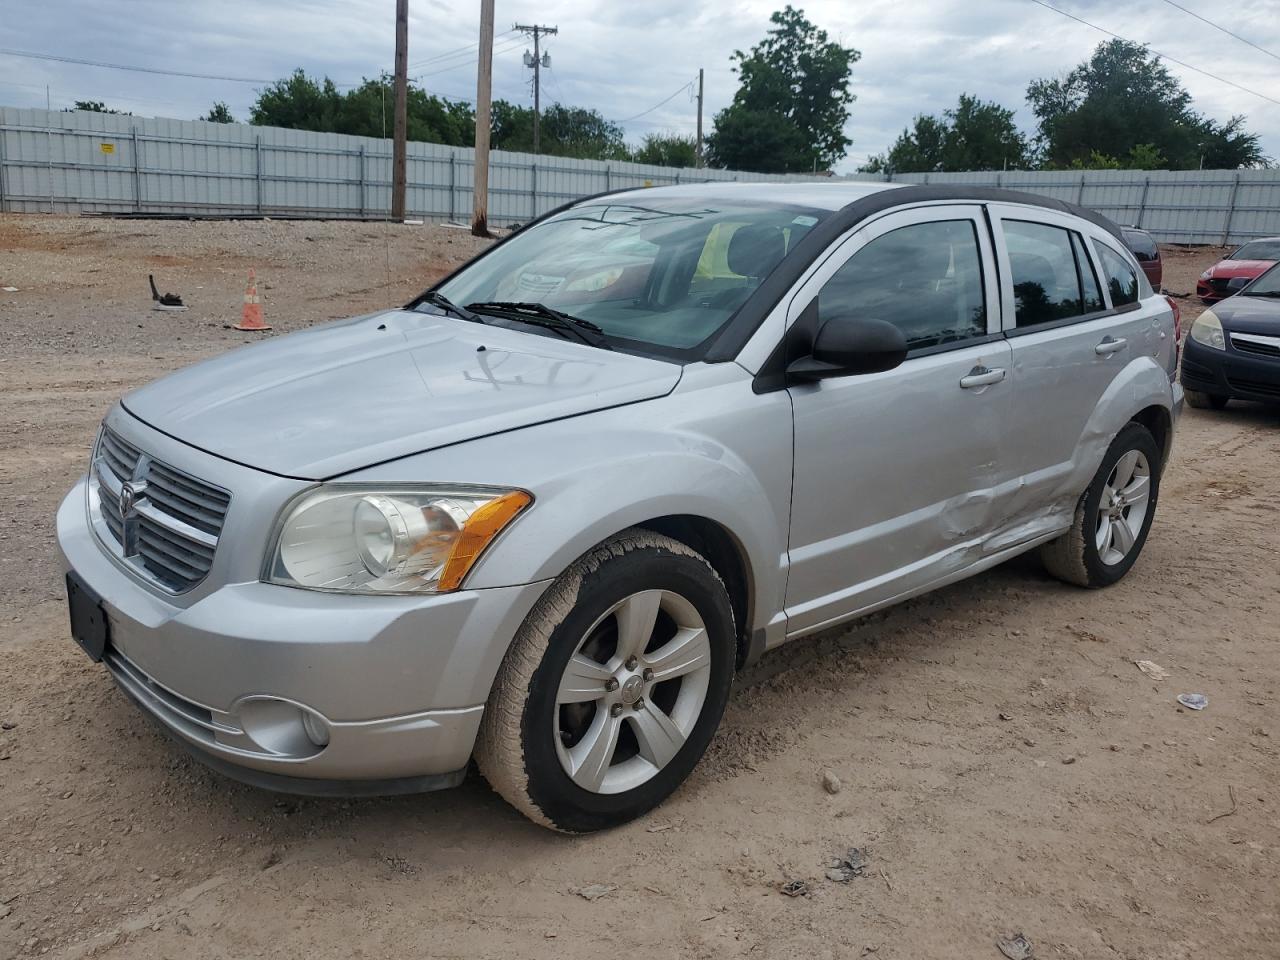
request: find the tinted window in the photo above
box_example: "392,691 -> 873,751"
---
1072,233 -> 1105,313
818,219 -> 987,351
1231,240 -> 1280,261
1096,242 -> 1140,307
1005,221 -> 1088,326
1122,229 -> 1159,261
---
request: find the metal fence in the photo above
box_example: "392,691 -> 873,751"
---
847,169 -> 1280,245
0,106 -> 822,226
3,106 -> 1279,243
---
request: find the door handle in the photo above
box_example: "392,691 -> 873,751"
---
959,366 -> 1006,389
1095,336 -> 1127,356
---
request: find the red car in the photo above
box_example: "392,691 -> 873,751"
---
1122,227 -> 1162,290
1197,237 -> 1280,303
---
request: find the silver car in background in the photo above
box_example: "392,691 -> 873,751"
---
57,183 -> 1182,832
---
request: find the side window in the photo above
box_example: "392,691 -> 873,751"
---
1072,233 -> 1105,313
1096,242 -> 1140,307
1004,221 -> 1089,327
818,219 -> 987,351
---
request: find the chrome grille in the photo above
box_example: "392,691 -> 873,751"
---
90,426 -> 230,592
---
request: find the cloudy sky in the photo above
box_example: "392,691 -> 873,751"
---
2,0 -> 1278,171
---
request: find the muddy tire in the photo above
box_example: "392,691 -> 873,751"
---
1041,422 -> 1161,589
475,529 -> 736,833
1184,388 -> 1229,410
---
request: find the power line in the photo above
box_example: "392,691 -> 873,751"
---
1026,0 -> 1280,108
409,36 -> 526,79
406,29 -> 517,72
0,47 -> 275,84
1152,0 -> 1280,64
617,79 -> 696,124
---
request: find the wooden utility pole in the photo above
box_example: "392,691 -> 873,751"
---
515,24 -> 557,154
472,0 -> 494,237
391,0 -> 409,220
695,68 -> 704,168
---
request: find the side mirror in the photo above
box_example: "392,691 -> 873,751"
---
787,316 -> 908,382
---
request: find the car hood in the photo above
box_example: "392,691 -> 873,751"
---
123,309 -> 682,479
1208,259 -> 1276,278
1213,294 -> 1280,334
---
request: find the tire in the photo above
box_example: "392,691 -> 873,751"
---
1041,422 -> 1161,589
1184,388 -> 1229,410
475,529 -> 736,833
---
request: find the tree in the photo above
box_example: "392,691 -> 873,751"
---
861,95 -> 1028,174
1027,39 -> 1269,169
68,100 -> 130,115
202,102 -> 235,123
491,101 -> 628,160
632,133 -> 698,167
707,6 -> 859,173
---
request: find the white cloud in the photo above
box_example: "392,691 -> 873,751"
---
1,0 -> 1276,172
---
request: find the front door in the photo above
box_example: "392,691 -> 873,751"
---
784,205 -> 1013,636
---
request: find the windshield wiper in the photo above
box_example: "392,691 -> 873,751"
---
1244,290 -> 1280,298
466,301 -> 612,349
417,290 -> 485,323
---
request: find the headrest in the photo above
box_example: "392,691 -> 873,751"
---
727,225 -> 786,279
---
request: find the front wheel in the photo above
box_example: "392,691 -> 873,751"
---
1041,422 -> 1161,588
1184,388 -> 1229,410
476,530 -> 736,832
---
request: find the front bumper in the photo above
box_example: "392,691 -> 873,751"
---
1182,335 -> 1280,403
57,478 -> 549,792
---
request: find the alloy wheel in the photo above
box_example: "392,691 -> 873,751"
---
1095,449 -> 1151,566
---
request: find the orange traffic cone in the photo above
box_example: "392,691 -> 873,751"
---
234,269 -> 271,331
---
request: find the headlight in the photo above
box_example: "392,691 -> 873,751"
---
1200,269 -> 1213,280
266,486 -> 532,594
1188,310 -> 1226,351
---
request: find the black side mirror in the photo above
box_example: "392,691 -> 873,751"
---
787,316 -> 908,382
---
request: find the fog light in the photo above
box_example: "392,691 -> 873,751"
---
301,710 -> 331,747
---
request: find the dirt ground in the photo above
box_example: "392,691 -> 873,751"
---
1,216 -> 1276,960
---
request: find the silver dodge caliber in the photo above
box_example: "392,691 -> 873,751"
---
58,183 -> 1183,832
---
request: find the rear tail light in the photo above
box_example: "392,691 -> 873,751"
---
1166,295 -> 1182,366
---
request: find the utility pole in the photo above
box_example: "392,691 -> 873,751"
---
695,68 -> 704,169
472,0 -> 494,237
515,23 -> 557,154
391,0 -> 409,220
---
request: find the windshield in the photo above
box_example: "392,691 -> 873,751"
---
433,197 -> 829,359
1229,240 -> 1280,261
1243,261 -> 1280,296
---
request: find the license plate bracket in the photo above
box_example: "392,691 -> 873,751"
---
66,572 -> 110,662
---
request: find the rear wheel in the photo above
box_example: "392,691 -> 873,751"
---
1184,388 -> 1229,410
476,530 -> 736,832
1041,422 -> 1161,588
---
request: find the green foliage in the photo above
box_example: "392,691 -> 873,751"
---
861,95 -> 1029,174
1027,40 -> 1269,170
69,100 -> 130,115
202,102 -> 235,124
632,133 -> 698,167
249,70 -> 474,146
491,101 -> 629,160
707,6 -> 859,173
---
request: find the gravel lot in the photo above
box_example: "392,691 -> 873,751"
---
1,215 -> 1277,960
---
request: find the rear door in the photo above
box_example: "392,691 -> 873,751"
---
783,204 -> 1015,635
989,205 -> 1159,528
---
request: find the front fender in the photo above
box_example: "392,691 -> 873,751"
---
339,367 -> 793,640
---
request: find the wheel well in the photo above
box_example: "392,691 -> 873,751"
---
634,515 -> 753,666
1131,404 -> 1172,470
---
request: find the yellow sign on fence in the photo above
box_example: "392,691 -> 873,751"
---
99,143 -> 115,155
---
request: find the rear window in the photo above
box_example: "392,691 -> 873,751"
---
1005,221 -> 1101,327
1096,242 -> 1140,307
1230,240 -> 1280,261
1122,230 -> 1159,261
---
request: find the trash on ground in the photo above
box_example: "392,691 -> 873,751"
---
997,932 -> 1034,960
1177,693 -> 1208,711
779,879 -> 810,897
825,847 -> 870,882
1134,659 -> 1170,681
148,274 -> 187,311
569,883 -> 615,901
822,769 -> 842,794
2,286 -> 17,293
